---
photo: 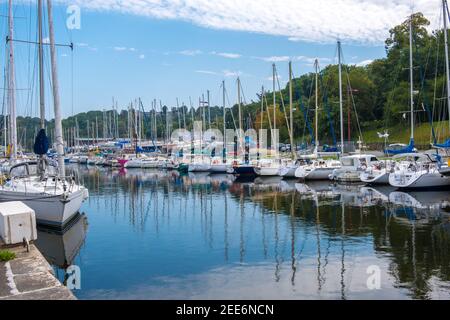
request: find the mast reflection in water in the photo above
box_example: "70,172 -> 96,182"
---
38,165 -> 450,299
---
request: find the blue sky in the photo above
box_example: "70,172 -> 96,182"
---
0,0 -> 441,118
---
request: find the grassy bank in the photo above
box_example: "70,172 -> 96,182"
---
362,121 -> 450,146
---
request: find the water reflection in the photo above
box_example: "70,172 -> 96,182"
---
35,213 -> 88,286
60,165 -> 450,299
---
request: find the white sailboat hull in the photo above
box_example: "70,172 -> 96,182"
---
254,166 -> 280,176
188,163 -> 211,172
0,187 -> 88,227
360,169 -> 390,185
295,166 -> 336,180
278,165 -> 297,178
210,163 -> 229,173
389,170 -> 450,189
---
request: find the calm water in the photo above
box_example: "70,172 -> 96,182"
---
35,165 -> 450,300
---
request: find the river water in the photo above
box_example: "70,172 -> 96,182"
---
34,165 -> 450,299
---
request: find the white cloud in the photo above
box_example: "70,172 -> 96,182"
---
179,49 -> 202,56
76,42 -> 89,47
195,69 -> 243,77
114,46 -> 128,51
55,0 -> 441,44
258,56 -> 290,62
129,47 -> 136,52
211,51 -> 241,59
195,70 -> 218,75
42,37 -> 50,44
355,59 -> 374,66
222,69 -> 241,77
139,54 -> 145,59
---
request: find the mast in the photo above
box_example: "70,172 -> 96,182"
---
207,90 -> 211,129
259,85 -> 264,162
443,0 -> 450,132
314,58 -> 319,150
289,61 -> 294,159
237,77 -> 242,159
38,0 -> 45,129
176,97 -> 181,129
7,0 -> 17,161
222,80 -> 226,163
201,94 -> 205,132
338,41 -> 344,153
47,0 -> 65,177
409,15 -> 414,141
272,63 -> 276,144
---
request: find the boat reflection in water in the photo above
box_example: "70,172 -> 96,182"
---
61,165 -> 450,299
34,213 -> 88,286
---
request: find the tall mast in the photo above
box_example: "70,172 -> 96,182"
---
443,0 -> 450,132
176,97 -> 181,130
47,0 -> 65,177
289,61 -> 294,159
272,63 -> 276,136
237,77 -> 242,158
409,15 -> 414,140
207,90 -> 211,129
222,80 -> 226,163
38,0 -> 45,129
338,41 -> 344,153
7,0 -> 17,160
314,58 -> 319,149
201,94 -> 205,132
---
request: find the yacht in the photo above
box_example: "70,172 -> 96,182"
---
388,153 -> 450,189
329,154 -> 379,183
0,162 -> 89,226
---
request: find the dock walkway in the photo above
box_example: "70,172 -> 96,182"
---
0,243 -> 76,300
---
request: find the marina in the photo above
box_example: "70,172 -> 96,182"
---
23,164 -> 450,300
0,0 -> 450,303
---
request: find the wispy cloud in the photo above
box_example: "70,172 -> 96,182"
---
222,70 -> 242,77
210,51 -> 241,59
55,0 -> 441,44
139,54 -> 145,59
195,70 -> 219,75
258,56 -> 290,62
196,69 -> 243,77
114,46 -> 128,51
75,42 -> 98,52
355,59 -> 374,67
179,49 -> 202,56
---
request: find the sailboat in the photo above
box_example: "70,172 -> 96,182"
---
210,81 -> 231,173
228,77 -> 257,177
388,12 -> 450,190
185,94 -> 211,172
0,0 -> 89,227
295,59 -> 341,180
254,64 -> 282,176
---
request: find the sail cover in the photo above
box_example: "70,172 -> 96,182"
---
384,138 -> 415,155
433,138 -> 450,149
33,128 -> 49,155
